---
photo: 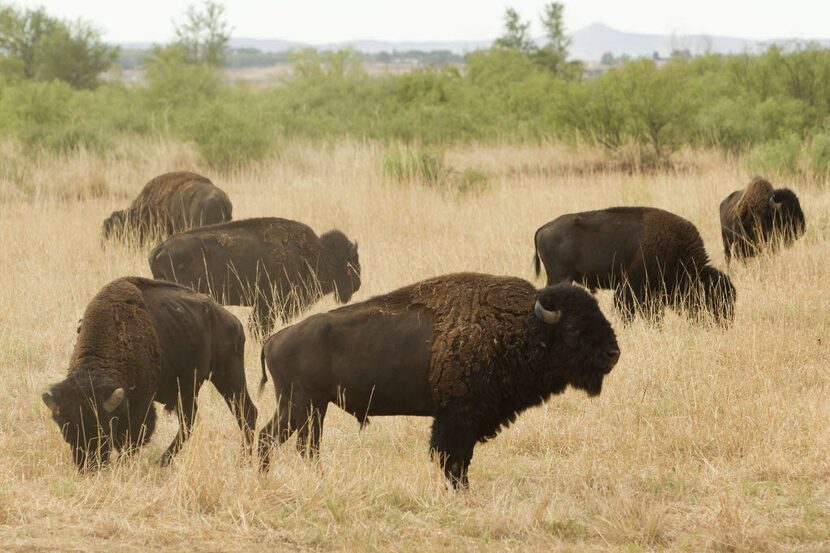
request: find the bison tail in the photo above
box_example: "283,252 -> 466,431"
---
258,347 -> 268,395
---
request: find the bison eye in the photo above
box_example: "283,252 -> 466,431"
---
346,266 -> 353,277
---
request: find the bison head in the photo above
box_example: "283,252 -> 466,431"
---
698,266 -> 736,325
534,284 -> 619,397
320,230 -> 361,304
42,374 -> 128,470
769,188 -> 806,244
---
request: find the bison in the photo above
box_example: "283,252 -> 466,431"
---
102,171 -> 232,245
41,277 -> 257,470
148,217 -> 361,338
533,207 -> 736,324
257,272 -> 620,489
720,177 -> 805,261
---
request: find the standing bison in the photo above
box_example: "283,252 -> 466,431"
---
533,207 -> 735,324
42,277 -> 257,469
720,177 -> 805,261
102,171 -> 232,245
257,272 -> 620,489
148,217 -> 361,337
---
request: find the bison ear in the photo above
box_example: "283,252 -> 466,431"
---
534,300 -> 562,325
102,388 -> 125,413
42,392 -> 59,415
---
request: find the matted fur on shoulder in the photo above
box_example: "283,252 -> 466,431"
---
736,177 -> 775,224
355,273 -> 536,406
69,278 -> 162,395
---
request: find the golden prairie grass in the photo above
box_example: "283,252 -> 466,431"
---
0,139 -> 828,552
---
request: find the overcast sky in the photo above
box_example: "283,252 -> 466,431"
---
12,0 -> 829,44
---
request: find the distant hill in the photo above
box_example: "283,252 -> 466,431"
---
569,22 -> 830,61
116,24 -> 830,61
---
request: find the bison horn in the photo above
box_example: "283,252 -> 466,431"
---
534,300 -> 562,325
102,388 -> 125,413
769,196 -> 782,210
351,240 -> 359,256
42,392 -> 58,415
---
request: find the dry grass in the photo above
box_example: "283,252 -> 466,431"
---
1,140 -> 829,552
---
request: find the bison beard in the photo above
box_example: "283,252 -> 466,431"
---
257,273 -> 619,489
41,277 -> 257,470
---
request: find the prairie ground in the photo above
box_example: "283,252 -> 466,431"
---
0,140 -> 828,552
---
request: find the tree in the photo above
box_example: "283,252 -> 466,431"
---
174,1 -> 231,67
539,3 -> 568,58
36,20 -> 118,89
535,3 -> 580,77
0,6 -> 51,78
494,8 -> 535,54
0,6 -> 116,88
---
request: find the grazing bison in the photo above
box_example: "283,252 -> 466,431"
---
720,177 -> 805,261
257,272 -> 620,489
41,277 -> 257,470
102,171 -> 232,244
148,217 -> 361,338
533,207 -> 735,324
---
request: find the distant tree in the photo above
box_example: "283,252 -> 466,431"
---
600,52 -> 615,66
174,1 -> 231,67
535,2 -> 576,76
494,8 -> 535,54
0,6 -> 51,78
0,5 -> 116,88
35,20 -> 118,89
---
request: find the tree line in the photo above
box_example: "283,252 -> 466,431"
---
0,1 -> 828,177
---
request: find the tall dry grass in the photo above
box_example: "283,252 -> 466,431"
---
0,140 -> 828,552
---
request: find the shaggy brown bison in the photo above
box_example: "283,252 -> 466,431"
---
720,177 -> 805,261
257,272 -> 620,489
41,277 -> 257,470
102,171 -> 232,244
533,207 -> 735,324
148,217 -> 361,338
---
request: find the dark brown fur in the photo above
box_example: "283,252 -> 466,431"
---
42,277 -> 257,470
720,177 -> 806,261
258,273 -> 619,488
102,172 -> 232,245
534,207 -> 736,324
148,217 -> 360,338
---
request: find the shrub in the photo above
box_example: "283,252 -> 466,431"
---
182,97 -> 272,170
805,132 -> 830,178
382,147 -> 446,185
745,135 -> 802,176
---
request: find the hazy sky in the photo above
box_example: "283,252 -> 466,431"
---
12,0 -> 830,44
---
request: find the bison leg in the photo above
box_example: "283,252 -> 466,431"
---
160,387 -> 200,466
429,417 -> 477,490
212,370 -> 258,455
296,400 -> 327,461
257,390 -> 297,471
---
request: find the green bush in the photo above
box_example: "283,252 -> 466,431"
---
182,97 -> 273,170
382,147 -> 446,185
745,135 -> 802,176
805,132 -> 830,178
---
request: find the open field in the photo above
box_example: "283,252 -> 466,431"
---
0,141 -> 828,551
